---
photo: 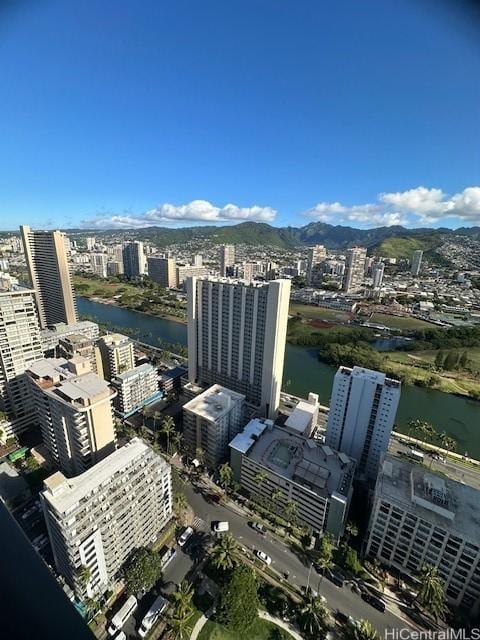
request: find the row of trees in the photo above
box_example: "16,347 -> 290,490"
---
407,419 -> 457,453
434,350 -> 470,371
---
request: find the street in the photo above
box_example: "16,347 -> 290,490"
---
182,482 -> 412,635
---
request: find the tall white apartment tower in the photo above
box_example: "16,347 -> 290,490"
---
0,283 -> 43,435
219,245 -> 235,277
20,225 -> 78,328
98,333 -> 135,380
411,250 -> 423,276
41,439 -> 172,599
342,247 -> 367,293
187,276 -> 291,418
122,241 -> 145,279
26,357 -> 117,477
325,366 -> 401,481
307,245 -> 327,285
372,261 -> 385,290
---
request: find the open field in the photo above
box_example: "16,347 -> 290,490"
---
73,275 -> 140,298
289,303 -> 351,323
368,313 -> 434,331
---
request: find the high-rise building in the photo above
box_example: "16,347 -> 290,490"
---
187,276 -> 290,418
90,253 -> 108,278
372,261 -> 385,290
106,260 -> 123,277
111,363 -> 161,417
230,418 -> 355,540
27,357 -> 116,476
176,264 -> 208,288
40,320 -> 100,355
58,333 -> 103,376
98,333 -> 135,380
219,245 -> 235,277
147,256 -> 177,288
85,237 -> 96,251
342,247 -> 367,293
0,283 -> 43,436
20,225 -> 78,328
366,454 -> 480,613
183,384 -> 245,466
325,366 -> 401,481
122,241 -> 145,279
307,245 -> 327,285
41,438 -> 172,599
411,250 -> 423,276
193,254 -> 203,267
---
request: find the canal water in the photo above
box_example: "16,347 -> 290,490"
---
78,297 -> 480,459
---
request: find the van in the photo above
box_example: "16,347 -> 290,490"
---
211,521 -> 229,534
138,594 -> 168,638
107,595 -> 138,636
177,526 -> 194,547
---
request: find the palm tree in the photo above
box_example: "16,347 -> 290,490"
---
172,431 -> 183,455
161,416 -> 175,455
171,581 -> 194,616
284,500 -> 298,531
414,564 -> 446,621
165,609 -> 194,640
210,533 -> 238,571
153,410 -> 162,432
315,554 -> 334,585
219,462 -> 234,492
298,592 -> 330,639
76,564 -> 91,589
174,493 -> 188,522
254,470 -> 268,493
344,521 -> 359,544
342,619 -> 379,640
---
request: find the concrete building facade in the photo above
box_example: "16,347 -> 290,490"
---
40,320 -> 100,354
219,245 -> 235,277
111,363 -> 160,417
342,247 -> 367,293
183,384 -> 245,466
41,439 -> 172,599
27,357 -> 117,477
230,419 -> 355,540
411,250 -> 423,276
0,284 -> 43,435
187,276 -> 291,418
372,262 -> 385,290
122,241 -> 145,279
98,333 -> 135,381
20,225 -> 78,328
58,334 -> 103,377
147,256 -> 177,288
325,366 -> 401,482
366,454 -> 480,613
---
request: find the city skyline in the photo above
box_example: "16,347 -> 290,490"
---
1,1 -> 480,231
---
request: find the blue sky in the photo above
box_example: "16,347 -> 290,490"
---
1,0 -> 480,231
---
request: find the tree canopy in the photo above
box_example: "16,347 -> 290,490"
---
218,565 -> 260,636
124,548 -> 162,596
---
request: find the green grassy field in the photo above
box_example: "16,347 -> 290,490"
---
73,275 -> 140,299
289,303 -> 351,323
369,313 -> 434,331
198,617 -> 293,640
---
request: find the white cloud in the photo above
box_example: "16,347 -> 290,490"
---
306,186 -> 480,227
83,199 -> 277,228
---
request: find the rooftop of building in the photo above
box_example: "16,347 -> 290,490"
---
337,365 -> 401,389
230,419 -> 355,498
0,281 -> 34,295
284,394 -> 319,435
376,454 -> 480,537
193,275 -> 290,288
59,333 -> 93,346
112,362 -> 156,382
27,357 -> 113,406
183,383 -> 245,422
98,332 -> 131,346
161,365 -> 188,380
42,438 -> 165,513
40,320 -> 98,335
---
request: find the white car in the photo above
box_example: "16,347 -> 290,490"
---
177,526 -> 194,547
256,550 -> 272,565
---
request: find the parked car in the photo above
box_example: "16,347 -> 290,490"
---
211,521 -> 229,534
327,570 -> 346,587
250,521 -> 266,535
256,550 -> 272,565
369,595 -> 386,612
334,610 -> 349,624
177,526 -> 194,547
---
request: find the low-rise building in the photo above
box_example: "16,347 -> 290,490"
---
41,439 -> 172,600
40,320 -> 100,354
366,454 -> 480,613
183,384 -> 245,466
58,333 -> 103,376
230,419 -> 355,539
111,363 -> 161,417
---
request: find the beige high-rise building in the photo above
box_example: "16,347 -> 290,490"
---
0,283 -> 43,436
187,276 -> 291,418
26,357 -> 116,477
41,438 -> 172,599
219,245 -> 235,277
147,256 -> 177,288
20,225 -> 78,328
306,245 -> 327,285
90,253 -> 108,278
342,247 -> 367,293
58,333 -> 103,377
98,333 -> 135,380
122,241 -> 145,278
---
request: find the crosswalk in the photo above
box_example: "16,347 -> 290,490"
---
192,516 -> 207,531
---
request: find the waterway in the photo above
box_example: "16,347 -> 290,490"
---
78,297 -> 480,459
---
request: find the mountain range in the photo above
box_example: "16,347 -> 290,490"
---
82,221 -> 480,258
